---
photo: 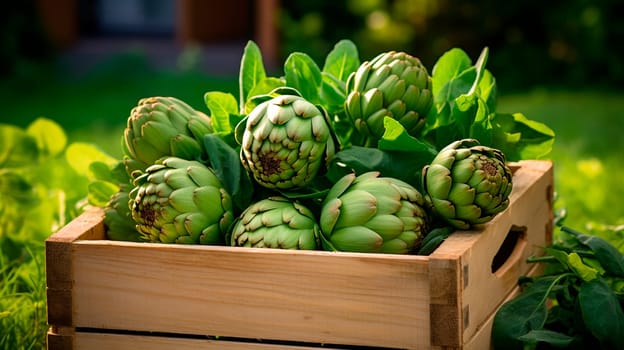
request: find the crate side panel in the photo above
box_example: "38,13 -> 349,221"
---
428,160 -> 553,346
74,332 -> 344,350
71,243 -> 431,349
460,160 -> 552,341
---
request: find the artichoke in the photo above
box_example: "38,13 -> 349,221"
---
345,51 -> 433,146
422,139 -> 513,229
319,171 -> 428,254
123,96 -> 213,178
129,157 -> 234,244
239,94 -> 335,190
104,190 -> 143,242
230,196 -> 320,250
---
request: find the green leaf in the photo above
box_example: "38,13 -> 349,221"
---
26,118 -> 67,158
326,146 -> 429,190
204,91 -> 239,134
87,180 -> 118,207
0,124 -> 39,168
319,72 -> 347,115
284,52 -> 322,104
516,329 -> 575,347
203,134 -> 253,214
239,40 -> 266,114
322,39 -> 360,83
492,275 -> 564,350
491,113 -> 555,161
579,278 -> 624,348
478,69 -> 497,112
243,77 -> 285,113
65,142 -> 117,180
431,48 -> 474,101
416,226 -> 455,255
378,117 -> 438,157
562,226 -> 624,277
467,47 -> 489,95
567,252 -> 599,281
88,161 -> 115,182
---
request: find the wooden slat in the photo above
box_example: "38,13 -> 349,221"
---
73,332 -> 342,350
46,208 -> 106,327
71,243 -> 431,349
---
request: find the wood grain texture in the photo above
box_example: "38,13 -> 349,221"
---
46,208 -> 106,327
45,160 -> 553,350
73,332 -> 343,350
71,243 -> 430,349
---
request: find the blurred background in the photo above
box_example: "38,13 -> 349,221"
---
2,0 -> 623,226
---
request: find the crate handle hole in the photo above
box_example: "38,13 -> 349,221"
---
491,225 -> 528,275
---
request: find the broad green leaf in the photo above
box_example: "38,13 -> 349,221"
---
567,252 -> 599,281
492,275 -> 562,350
284,52 -> 322,104
579,278 -> 624,348
468,98 -> 493,146
431,48 -> 473,99
239,40 -> 266,113
243,77 -> 285,114
0,171 -> 38,206
0,124 -> 38,168
87,180 -> 118,207
436,67 -> 477,104
203,134 -> 253,213
326,146 -> 429,190
204,91 -> 238,134
319,72 -> 346,115
322,39 -> 360,83
517,329 -> 574,347
65,142 -> 117,180
562,226 -> 624,277
378,117 -> 438,158
491,113 -> 555,161
88,161 -> 115,183
26,118 -> 67,158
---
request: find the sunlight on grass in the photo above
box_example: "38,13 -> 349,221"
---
499,90 -> 624,229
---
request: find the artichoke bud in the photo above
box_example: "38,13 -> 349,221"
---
345,51 -> 433,146
129,157 -> 234,244
320,171 -> 429,254
423,139 -> 513,230
103,190 -> 144,242
240,94 -> 336,190
230,196 -> 320,250
123,96 -> 214,176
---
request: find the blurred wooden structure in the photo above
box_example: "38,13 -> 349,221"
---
35,0 -> 279,68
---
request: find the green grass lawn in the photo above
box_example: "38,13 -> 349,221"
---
1,54 -> 623,349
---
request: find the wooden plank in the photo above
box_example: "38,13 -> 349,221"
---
46,208 -> 106,327
71,243 -> 431,349
463,262 -> 544,350
73,332 -> 342,350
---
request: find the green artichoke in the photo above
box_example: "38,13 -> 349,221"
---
129,157 -> 234,244
239,94 -> 335,190
345,51 -> 433,146
319,171 -> 428,254
422,139 -> 513,229
123,96 -> 213,178
104,190 -> 143,242
230,196 -> 320,250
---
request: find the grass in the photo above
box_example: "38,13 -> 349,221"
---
498,89 -> 624,228
1,53 -> 623,348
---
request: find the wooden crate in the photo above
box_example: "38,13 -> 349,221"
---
46,160 -> 553,350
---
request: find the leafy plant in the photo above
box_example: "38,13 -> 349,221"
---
0,118 -> 113,349
492,225 -> 624,349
